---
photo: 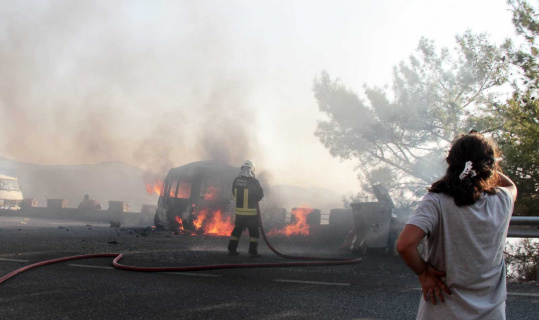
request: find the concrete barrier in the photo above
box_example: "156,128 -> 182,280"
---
0,206 -> 153,226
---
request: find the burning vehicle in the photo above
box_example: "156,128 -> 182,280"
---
150,161 -> 239,235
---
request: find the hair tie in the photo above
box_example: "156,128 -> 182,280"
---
459,161 -> 477,180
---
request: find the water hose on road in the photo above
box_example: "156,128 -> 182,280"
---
0,207 -> 361,284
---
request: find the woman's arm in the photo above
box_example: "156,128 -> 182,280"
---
397,225 -> 428,275
397,225 -> 451,305
496,171 -> 517,202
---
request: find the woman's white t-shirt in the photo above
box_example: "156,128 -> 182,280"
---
407,187 -> 514,320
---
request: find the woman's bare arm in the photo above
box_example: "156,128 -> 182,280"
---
497,171 -> 517,202
397,225 -> 428,275
397,225 -> 451,305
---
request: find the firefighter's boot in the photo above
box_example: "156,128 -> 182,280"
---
228,239 -> 239,256
248,240 -> 259,258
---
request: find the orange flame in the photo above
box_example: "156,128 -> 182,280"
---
146,179 -> 189,198
204,185 -> 220,200
192,209 -> 234,236
175,216 -> 184,230
177,181 -> 192,198
268,207 -> 311,236
146,179 -> 164,196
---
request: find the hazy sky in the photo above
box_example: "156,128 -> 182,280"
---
0,0 -> 516,195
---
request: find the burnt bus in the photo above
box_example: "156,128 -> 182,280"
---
153,161 -> 239,231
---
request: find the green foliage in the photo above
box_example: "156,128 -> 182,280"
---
505,238 -> 539,282
487,0 -> 539,216
508,0 -> 539,87
492,94 -> 539,215
314,32 -> 508,201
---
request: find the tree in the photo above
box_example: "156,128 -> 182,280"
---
314,32 -> 509,205
487,0 -> 539,216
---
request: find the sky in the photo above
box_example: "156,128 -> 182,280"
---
0,0 -> 518,196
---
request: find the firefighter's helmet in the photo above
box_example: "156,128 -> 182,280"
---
242,159 -> 255,172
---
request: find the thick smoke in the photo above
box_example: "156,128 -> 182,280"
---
196,80 -> 256,167
0,2 -> 259,176
0,2 -> 349,212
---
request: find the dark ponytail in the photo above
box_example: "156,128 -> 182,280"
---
429,132 -> 500,206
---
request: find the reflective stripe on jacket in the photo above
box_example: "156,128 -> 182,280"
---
232,176 -> 264,215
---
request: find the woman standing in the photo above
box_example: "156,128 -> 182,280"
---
397,131 -> 517,320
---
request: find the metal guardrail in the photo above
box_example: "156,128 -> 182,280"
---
508,216 -> 539,238
510,216 -> 539,226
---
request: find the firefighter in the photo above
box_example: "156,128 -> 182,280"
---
227,160 -> 264,257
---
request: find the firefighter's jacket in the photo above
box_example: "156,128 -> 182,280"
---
232,176 -> 264,216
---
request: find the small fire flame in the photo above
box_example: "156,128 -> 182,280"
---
146,179 -> 164,196
175,216 -> 184,230
204,186 -> 220,200
268,207 -> 312,236
146,179 -> 193,198
193,209 -> 234,236
177,181 -> 192,198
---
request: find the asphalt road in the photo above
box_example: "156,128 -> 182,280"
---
0,216 -> 538,320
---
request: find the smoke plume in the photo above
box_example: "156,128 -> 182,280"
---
0,1 -> 260,176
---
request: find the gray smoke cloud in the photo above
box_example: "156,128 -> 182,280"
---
0,1 -> 356,212
0,1 -> 260,176
196,79 -> 256,167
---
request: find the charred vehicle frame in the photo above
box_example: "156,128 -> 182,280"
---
153,161 -> 239,232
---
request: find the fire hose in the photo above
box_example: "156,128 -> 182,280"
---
0,206 -> 361,285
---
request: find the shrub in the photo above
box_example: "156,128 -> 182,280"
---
504,238 -> 539,282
